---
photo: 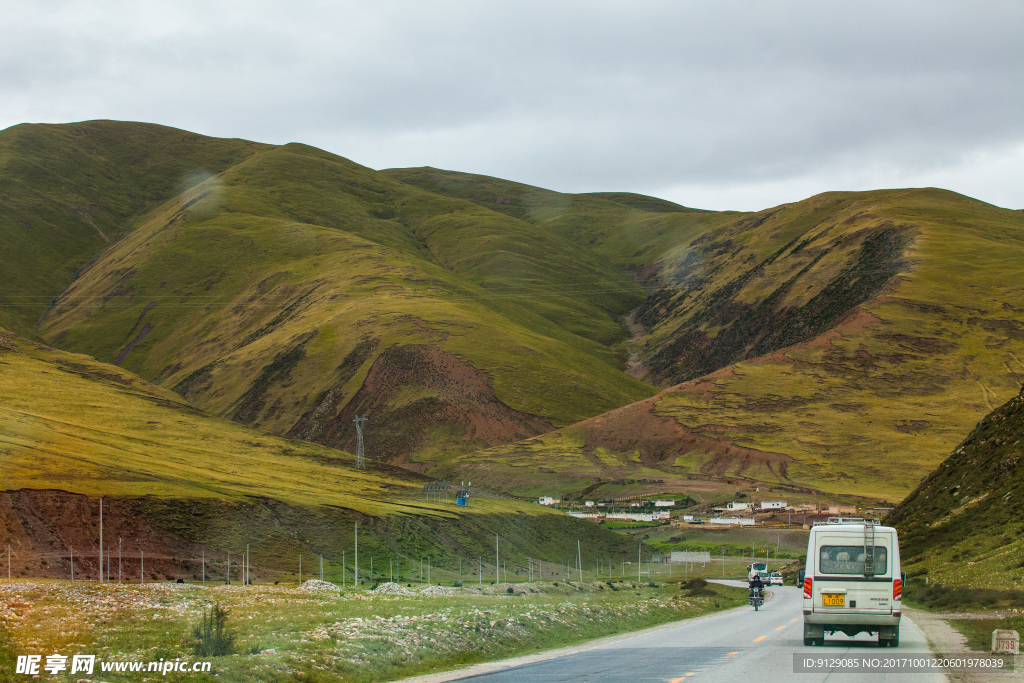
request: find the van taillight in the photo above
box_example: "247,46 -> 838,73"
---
803,577 -> 812,599
893,578 -> 903,601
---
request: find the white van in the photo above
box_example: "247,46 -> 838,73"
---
802,519 -> 903,647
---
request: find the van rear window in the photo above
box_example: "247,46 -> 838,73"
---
819,545 -> 888,575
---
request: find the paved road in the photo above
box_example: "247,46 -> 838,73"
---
455,584 -> 945,682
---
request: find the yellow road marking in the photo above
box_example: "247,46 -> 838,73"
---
775,625 -> 787,631
668,675 -> 695,682
753,635 -> 767,642
790,618 -> 799,623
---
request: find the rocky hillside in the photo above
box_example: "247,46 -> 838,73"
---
440,190 -> 1024,501
887,383 -> 1024,589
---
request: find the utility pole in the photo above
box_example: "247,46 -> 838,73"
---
638,540 -> 641,584
495,534 -> 499,584
353,415 -> 368,469
71,546 -> 74,583
343,551 -> 346,588
354,521 -> 359,587
202,549 -> 205,587
99,497 -> 103,583
479,557 -> 482,585
119,537 -> 122,584
577,539 -> 582,583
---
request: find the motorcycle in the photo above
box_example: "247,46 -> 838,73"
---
749,585 -> 764,611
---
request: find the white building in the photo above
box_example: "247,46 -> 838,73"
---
709,517 -> 756,526
759,501 -> 787,510
682,515 -> 695,521
653,500 -> 675,507
585,501 -> 595,507
726,502 -> 750,511
539,496 -> 557,506
565,511 -> 602,519
606,512 -> 660,522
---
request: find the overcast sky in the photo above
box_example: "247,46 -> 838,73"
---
2,1 -> 1021,211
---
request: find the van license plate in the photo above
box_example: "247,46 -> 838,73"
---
822,593 -> 845,607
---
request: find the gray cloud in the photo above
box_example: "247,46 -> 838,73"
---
2,0 -> 1022,210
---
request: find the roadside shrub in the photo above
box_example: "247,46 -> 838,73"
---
507,587 -> 514,594
904,582 -> 1024,611
453,580 -> 463,587
191,604 -> 236,657
681,578 -> 715,597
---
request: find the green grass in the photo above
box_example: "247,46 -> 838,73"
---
616,524 -> 808,560
0,579 -> 746,682
0,330 -> 418,513
949,616 -> 1024,655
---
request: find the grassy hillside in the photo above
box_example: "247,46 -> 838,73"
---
7,121 -> 1023,507
0,121 -> 268,335
887,383 -> 1024,590
0,327 -> 639,579
440,189 -> 1024,501
383,166 -> 731,278
10,124 -> 656,466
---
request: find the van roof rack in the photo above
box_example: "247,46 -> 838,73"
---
815,517 -> 879,526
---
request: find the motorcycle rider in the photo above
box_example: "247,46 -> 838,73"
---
749,570 -> 765,602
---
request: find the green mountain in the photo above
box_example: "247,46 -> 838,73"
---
4,120 -> 1023,507
0,120 -> 268,335
887,383 -> 1024,590
434,188 -> 1024,501
1,121 -> 655,467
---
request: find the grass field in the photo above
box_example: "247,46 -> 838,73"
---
0,579 -> 746,682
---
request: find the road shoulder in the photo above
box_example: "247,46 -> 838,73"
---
905,607 -> 1020,682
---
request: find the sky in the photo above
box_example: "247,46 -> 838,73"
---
1,1 -> 1022,211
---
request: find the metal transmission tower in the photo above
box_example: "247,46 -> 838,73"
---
353,415 -> 368,469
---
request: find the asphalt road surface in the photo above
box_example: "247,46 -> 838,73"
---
455,584 -> 945,682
